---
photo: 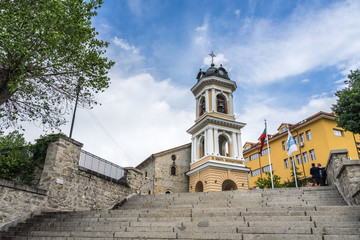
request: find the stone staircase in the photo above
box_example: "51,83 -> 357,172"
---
1,186 -> 359,240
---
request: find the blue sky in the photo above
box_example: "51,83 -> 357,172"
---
15,0 -> 360,167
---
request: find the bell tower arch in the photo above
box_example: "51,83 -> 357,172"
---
187,52 -> 250,192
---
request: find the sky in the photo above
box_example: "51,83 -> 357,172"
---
9,0 -> 360,167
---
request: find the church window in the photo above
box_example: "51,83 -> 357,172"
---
170,165 -> 176,176
171,154 -> 177,161
199,97 -> 206,116
216,94 -> 227,113
218,134 -> 229,156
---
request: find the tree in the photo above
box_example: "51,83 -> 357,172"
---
254,171 -> 282,189
332,69 -> 360,134
283,164 -> 305,187
0,0 -> 114,129
0,131 -> 33,184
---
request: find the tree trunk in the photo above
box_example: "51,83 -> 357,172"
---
0,69 -> 14,105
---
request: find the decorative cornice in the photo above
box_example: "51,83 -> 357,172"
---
186,160 -> 250,176
191,76 -> 237,96
187,115 -> 246,134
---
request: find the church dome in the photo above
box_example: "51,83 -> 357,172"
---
196,63 -> 230,81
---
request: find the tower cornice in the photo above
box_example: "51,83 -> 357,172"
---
187,115 -> 246,135
191,76 -> 237,96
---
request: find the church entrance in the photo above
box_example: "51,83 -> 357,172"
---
195,181 -> 204,192
222,180 -> 237,191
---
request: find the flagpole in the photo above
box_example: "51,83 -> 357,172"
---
265,119 -> 274,189
291,153 -> 298,188
287,124 -> 299,188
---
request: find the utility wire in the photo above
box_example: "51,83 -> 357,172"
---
80,106 -> 135,167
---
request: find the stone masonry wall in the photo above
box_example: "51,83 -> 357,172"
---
0,135 -> 142,229
0,179 -> 46,228
38,136 -> 141,211
326,149 -> 360,205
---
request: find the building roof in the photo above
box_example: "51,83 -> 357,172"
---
243,111 -> 336,153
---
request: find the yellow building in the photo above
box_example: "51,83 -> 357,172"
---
243,111 -> 360,188
186,55 -> 250,192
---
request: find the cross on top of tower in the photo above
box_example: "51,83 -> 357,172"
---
209,51 -> 216,65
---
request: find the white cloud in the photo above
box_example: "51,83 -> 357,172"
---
113,37 -> 140,55
227,0 -> 360,84
301,79 -> 309,83
238,94 -> 336,144
194,17 -> 211,47
203,53 -> 228,66
70,73 -> 194,167
234,9 -> 241,18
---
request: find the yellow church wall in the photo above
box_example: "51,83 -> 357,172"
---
189,168 -> 248,192
244,113 -> 360,188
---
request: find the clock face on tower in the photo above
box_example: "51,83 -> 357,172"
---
219,70 -> 224,75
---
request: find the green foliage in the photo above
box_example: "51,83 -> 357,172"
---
31,133 -> 65,164
283,164 -> 305,187
332,69 -> 360,135
0,0 -> 114,129
0,131 -> 33,184
254,171 -> 283,189
0,131 -> 63,185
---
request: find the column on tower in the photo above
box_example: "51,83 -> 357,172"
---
195,97 -> 199,118
192,136 -> 198,162
206,127 -> 214,155
214,128 -> 219,155
229,93 -> 234,115
202,132 -> 207,157
231,132 -> 238,158
237,132 -> 243,159
205,90 -> 210,113
211,89 -> 215,112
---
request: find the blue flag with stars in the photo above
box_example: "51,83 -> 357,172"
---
287,128 -> 298,157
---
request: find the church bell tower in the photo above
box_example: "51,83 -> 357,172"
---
186,52 -> 250,192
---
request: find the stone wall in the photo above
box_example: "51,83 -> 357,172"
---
0,135 -> 142,230
137,143 -> 191,195
326,149 -> 360,205
0,179 -> 46,229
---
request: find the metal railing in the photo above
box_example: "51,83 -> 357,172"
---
79,150 -> 125,180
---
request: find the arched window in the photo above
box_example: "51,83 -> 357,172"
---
195,181 -> 204,192
170,165 -> 176,176
199,136 -> 205,158
218,134 -> 229,156
165,190 -> 171,194
222,180 -> 238,191
216,94 -> 227,113
199,97 -> 206,116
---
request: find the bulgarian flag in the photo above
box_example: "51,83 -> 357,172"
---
259,128 -> 266,154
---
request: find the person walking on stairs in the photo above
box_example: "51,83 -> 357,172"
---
310,163 -> 320,186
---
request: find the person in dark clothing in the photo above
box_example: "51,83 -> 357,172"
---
310,163 -> 320,186
317,163 -> 327,186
